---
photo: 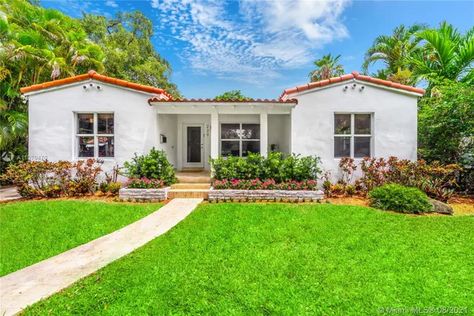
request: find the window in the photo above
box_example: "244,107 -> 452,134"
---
334,113 -> 372,158
221,123 -> 260,157
76,113 -> 114,158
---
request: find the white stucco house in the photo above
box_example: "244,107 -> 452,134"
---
21,70 -> 424,178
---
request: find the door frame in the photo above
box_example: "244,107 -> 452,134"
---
182,123 -> 204,169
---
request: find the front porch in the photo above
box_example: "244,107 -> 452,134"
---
152,100 -> 295,171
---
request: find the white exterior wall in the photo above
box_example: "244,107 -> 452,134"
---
26,78 -> 418,179
268,114 -> 291,154
157,114 -> 177,166
27,80 -> 159,172
290,81 -> 419,180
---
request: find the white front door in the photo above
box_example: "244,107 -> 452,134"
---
183,124 -> 204,168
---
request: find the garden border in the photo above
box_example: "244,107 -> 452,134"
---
119,187 -> 170,202
208,189 -> 324,202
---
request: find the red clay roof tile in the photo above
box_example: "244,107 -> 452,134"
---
148,97 -> 297,105
20,70 -> 172,99
280,71 -> 425,100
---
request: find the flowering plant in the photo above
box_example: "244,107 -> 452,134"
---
126,177 -> 164,189
213,178 -> 317,191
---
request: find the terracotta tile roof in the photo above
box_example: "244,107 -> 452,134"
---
280,71 -> 425,100
148,97 -> 298,104
20,70 -> 172,99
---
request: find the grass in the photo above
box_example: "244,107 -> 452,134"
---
25,203 -> 474,315
0,200 -> 161,276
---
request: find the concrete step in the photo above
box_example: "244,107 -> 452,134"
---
168,189 -> 209,199
171,183 -> 211,190
176,175 -> 211,183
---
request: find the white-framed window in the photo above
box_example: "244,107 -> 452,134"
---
334,113 -> 372,158
220,123 -> 260,157
76,113 -> 114,158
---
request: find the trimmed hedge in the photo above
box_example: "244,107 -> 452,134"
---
123,148 -> 176,185
210,152 -> 321,182
368,184 -> 433,214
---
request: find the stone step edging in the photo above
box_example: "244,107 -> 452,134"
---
208,189 -> 324,203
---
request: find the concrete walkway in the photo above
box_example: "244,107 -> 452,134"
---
0,198 -> 202,316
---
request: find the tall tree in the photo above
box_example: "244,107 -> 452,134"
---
215,90 -> 250,101
412,22 -> 474,85
308,54 -> 344,82
81,12 -> 180,98
0,0 -> 180,174
363,24 -> 425,84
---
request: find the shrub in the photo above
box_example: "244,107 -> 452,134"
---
1,159 -> 103,198
123,148 -> 176,185
338,157 -> 357,185
126,178 -> 165,189
210,152 -> 321,183
368,184 -> 433,214
99,181 -> 122,195
345,184 -> 356,196
357,157 -> 459,202
212,179 -> 318,190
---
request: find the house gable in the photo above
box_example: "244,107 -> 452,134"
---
280,71 -> 425,100
20,70 -> 171,100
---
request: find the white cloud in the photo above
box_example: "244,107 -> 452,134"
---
152,0 -> 350,84
105,0 -> 118,8
151,0 -> 159,9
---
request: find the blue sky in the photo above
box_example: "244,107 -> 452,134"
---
42,0 -> 474,98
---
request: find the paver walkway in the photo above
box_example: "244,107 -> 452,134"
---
0,198 -> 202,316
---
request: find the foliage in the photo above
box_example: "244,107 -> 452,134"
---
98,181 -> 122,195
368,184 -> 433,214
126,178 -> 165,189
418,79 -> 474,164
309,54 -> 344,82
0,200 -> 161,276
0,0 -> 179,170
1,159 -> 103,198
363,22 -> 473,86
24,203 -> 474,314
338,157 -> 357,185
123,148 -> 176,185
215,90 -> 250,101
363,24 -> 425,84
81,12 -> 179,97
210,152 -> 321,183
357,157 -> 460,202
0,109 -> 27,153
212,179 -> 318,191
418,79 -> 473,193
412,22 -> 474,84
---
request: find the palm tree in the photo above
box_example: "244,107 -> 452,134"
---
412,22 -> 474,84
363,24 -> 426,80
309,54 -> 345,82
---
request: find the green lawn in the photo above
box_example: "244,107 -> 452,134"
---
0,200 -> 161,276
25,203 -> 474,315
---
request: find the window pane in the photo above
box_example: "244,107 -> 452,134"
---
334,136 -> 351,158
242,141 -> 260,157
98,136 -> 114,157
241,124 -> 260,139
354,137 -> 371,158
98,113 -> 114,134
334,114 -> 351,134
78,136 -> 94,157
77,114 -> 94,134
221,141 -> 240,157
221,124 -> 240,139
355,114 -> 371,134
